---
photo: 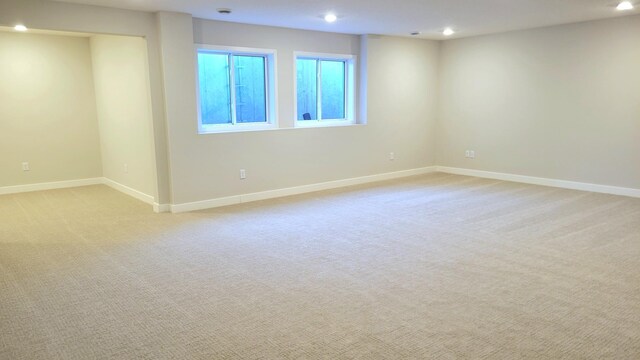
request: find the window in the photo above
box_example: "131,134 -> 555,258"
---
196,45 -> 277,133
294,52 -> 356,127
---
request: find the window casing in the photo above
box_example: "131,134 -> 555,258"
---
195,45 -> 277,133
294,52 -> 356,127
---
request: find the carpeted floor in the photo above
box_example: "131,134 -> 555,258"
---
1,173 -> 639,359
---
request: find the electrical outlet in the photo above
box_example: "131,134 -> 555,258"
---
22,162 -> 30,171
124,163 -> 128,174
389,152 -> 395,161
465,150 -> 470,158
239,169 -> 246,180
469,150 -> 475,159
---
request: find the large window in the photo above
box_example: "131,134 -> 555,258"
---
294,52 -> 356,127
196,45 -> 277,133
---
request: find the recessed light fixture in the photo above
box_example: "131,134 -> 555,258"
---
443,27 -> 455,36
616,1 -> 634,10
217,8 -> 232,14
14,24 -> 27,32
324,13 -> 337,23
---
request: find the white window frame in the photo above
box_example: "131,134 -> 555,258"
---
293,51 -> 356,128
195,44 -> 278,134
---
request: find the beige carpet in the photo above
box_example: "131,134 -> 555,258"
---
1,173 -> 639,359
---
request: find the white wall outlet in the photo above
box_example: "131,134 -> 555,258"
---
239,169 -> 246,180
22,162 -> 30,171
470,150 -> 475,159
389,152 -> 395,161
465,150 -> 470,158
124,163 -> 128,173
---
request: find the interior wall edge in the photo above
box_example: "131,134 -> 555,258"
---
101,177 -> 155,205
0,0 -> 172,206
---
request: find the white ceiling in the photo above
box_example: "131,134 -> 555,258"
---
51,0 -> 639,39
0,26 -> 92,37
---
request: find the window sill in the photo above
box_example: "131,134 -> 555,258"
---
199,123 -> 278,134
198,122 -> 365,135
294,120 -> 357,129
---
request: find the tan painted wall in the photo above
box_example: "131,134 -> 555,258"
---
0,0 -> 170,203
159,17 -> 441,204
90,35 -> 157,198
0,31 -> 102,186
437,15 -> 640,189
5,0 -> 636,205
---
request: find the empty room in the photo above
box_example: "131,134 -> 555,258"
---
1,0 -> 638,358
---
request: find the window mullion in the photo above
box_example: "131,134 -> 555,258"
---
229,54 -> 238,125
343,61 -> 348,120
293,52 -> 355,127
316,59 -> 322,121
263,56 -> 269,122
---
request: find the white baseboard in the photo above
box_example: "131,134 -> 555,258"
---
101,177 -> 155,205
0,178 -> 103,195
170,166 -> 438,213
437,166 -> 640,198
0,177 -> 165,211
6,166 -> 633,214
153,203 -> 171,213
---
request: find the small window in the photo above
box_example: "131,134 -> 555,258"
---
196,45 -> 277,133
294,52 -> 356,127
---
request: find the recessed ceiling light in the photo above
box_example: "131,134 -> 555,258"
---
617,1 -> 634,10
217,8 -> 232,14
14,24 -> 27,32
443,27 -> 455,36
324,13 -> 337,23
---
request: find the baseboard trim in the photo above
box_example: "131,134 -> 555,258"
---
170,166 -> 438,213
153,203 -> 171,213
0,178 -> 103,195
100,178 -> 169,212
436,166 -> 640,198
0,177 -> 164,211
102,177 -> 155,205
7,166 -> 632,213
